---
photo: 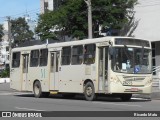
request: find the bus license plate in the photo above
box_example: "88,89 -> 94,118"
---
131,88 -> 139,91
123,81 -> 132,86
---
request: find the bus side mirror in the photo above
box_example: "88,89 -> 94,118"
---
109,47 -> 114,56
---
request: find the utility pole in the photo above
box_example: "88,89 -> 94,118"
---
6,16 -> 12,65
84,0 -> 92,39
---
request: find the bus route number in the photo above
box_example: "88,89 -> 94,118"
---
122,81 -> 132,86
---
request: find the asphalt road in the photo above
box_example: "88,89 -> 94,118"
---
0,83 -> 160,120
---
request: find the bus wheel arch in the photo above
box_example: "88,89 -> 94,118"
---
83,79 -> 96,101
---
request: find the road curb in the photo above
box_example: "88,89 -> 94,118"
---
132,92 -> 160,100
151,92 -> 160,100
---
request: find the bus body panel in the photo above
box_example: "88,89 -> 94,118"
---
27,66 -> 50,92
58,64 -> 97,93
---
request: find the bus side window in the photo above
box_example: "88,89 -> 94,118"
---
30,50 -> 39,67
62,47 -> 71,65
72,45 -> 83,65
40,49 -> 48,66
12,52 -> 20,68
84,44 -> 96,64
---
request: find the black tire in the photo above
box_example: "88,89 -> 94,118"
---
33,81 -> 45,98
84,82 -> 96,101
120,94 -> 132,101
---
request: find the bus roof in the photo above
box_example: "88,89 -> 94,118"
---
11,36 -> 149,52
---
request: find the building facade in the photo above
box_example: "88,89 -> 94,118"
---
40,0 -> 48,14
40,0 -> 64,14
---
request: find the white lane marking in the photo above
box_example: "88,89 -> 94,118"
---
15,107 -> 46,111
92,102 -> 142,107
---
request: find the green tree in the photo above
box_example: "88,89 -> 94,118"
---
36,0 -> 137,41
11,17 -> 34,46
0,68 -> 10,78
0,24 -> 4,41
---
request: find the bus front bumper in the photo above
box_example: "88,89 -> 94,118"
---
109,82 -> 152,94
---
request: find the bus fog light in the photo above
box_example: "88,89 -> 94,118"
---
111,77 -> 119,83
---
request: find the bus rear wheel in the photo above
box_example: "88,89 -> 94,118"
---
84,82 -> 96,101
120,94 -> 132,101
33,81 -> 43,98
33,81 -> 49,98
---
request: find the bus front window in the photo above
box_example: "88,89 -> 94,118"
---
111,47 -> 151,74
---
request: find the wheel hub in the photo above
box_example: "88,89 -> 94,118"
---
86,86 -> 92,96
34,85 -> 40,95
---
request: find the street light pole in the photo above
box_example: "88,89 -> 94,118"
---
84,0 -> 92,39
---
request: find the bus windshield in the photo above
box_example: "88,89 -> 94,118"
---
111,47 -> 151,74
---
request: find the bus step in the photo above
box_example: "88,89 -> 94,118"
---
50,91 -> 58,94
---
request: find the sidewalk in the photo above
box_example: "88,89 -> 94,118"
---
133,92 -> 160,100
0,78 -> 10,84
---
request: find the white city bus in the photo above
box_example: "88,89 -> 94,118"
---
10,37 -> 152,101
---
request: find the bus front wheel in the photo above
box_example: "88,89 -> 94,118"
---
84,82 -> 96,101
120,94 -> 132,101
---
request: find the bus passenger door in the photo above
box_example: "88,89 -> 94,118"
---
50,52 -> 60,90
22,54 -> 29,91
98,47 -> 108,91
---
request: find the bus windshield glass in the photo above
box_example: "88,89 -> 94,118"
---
111,47 -> 151,74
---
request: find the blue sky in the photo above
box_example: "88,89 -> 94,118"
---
0,0 -> 40,23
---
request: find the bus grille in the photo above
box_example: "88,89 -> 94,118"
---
123,76 -> 145,81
